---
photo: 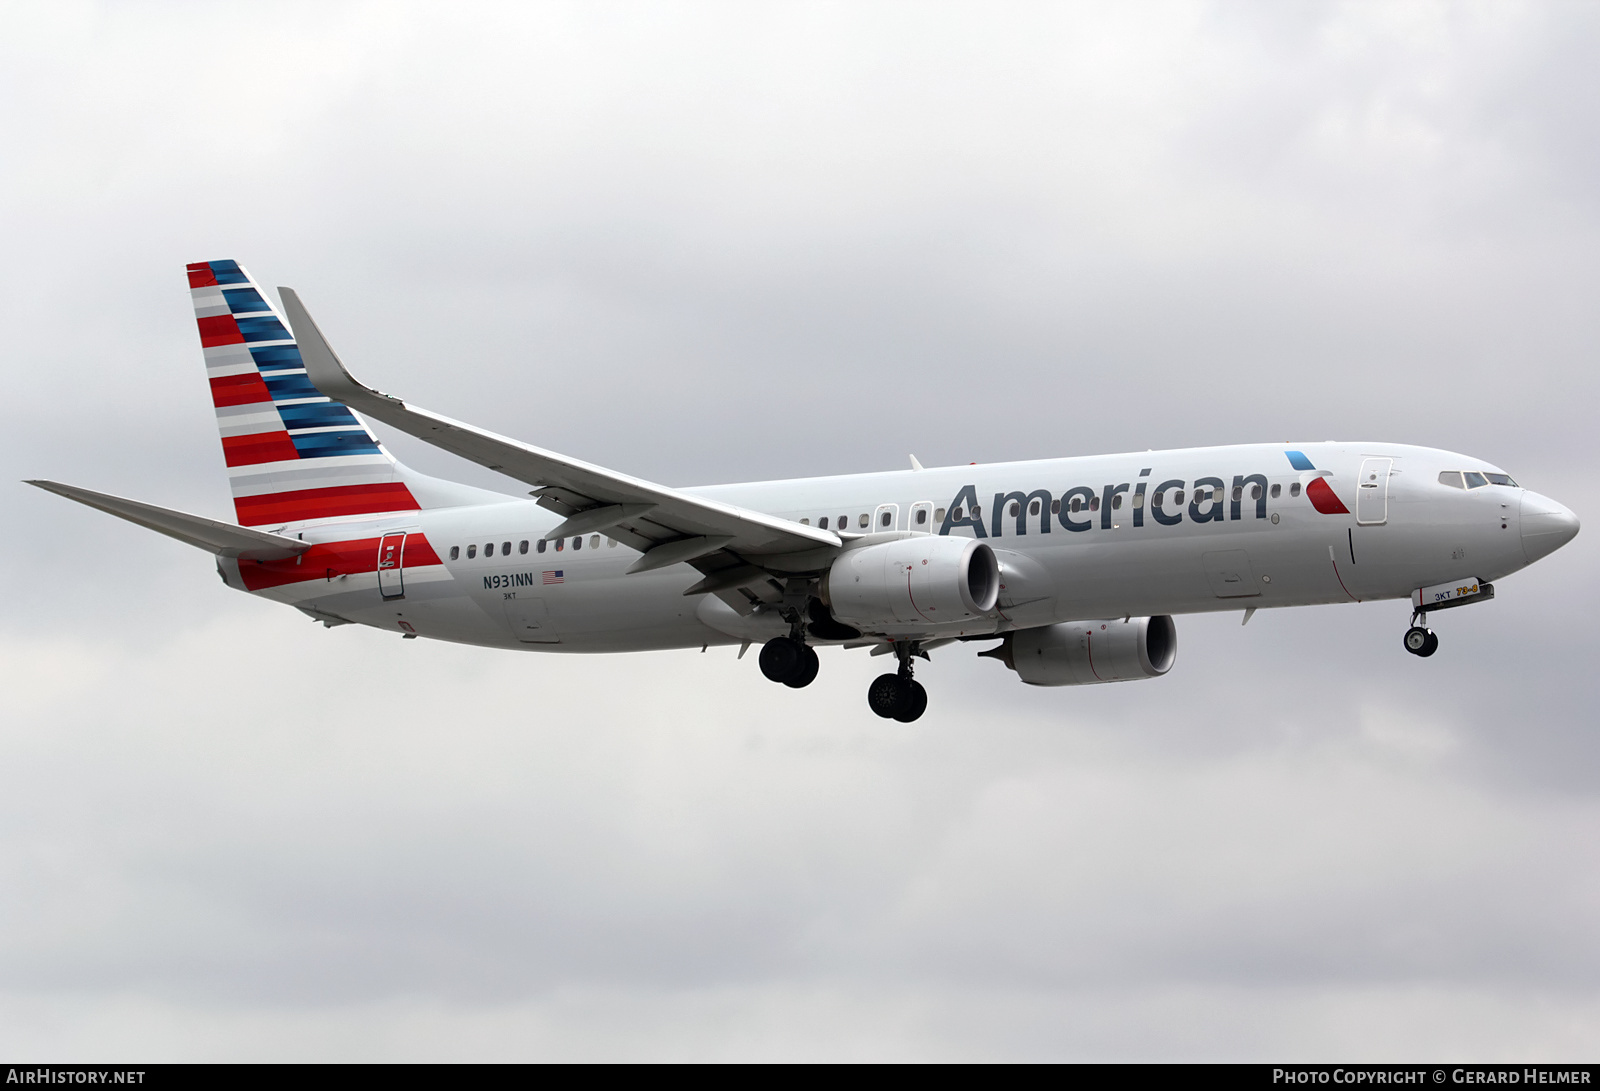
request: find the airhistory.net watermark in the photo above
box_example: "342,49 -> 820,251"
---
5,1072 -> 145,1085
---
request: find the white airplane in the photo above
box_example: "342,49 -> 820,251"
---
29,260 -> 1581,721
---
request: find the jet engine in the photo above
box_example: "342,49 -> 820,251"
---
988,616 -> 1177,685
821,537 -> 999,630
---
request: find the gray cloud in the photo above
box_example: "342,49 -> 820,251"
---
1,0 -> 1597,1059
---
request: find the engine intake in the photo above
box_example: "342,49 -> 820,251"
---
822,537 -> 999,630
995,616 -> 1176,686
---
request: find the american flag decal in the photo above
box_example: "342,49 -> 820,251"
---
542,570 -> 564,584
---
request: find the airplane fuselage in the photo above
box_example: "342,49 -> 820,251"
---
219,441 -> 1553,653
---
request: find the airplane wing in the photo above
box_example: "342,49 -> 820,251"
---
25,480 -> 310,561
278,288 -> 840,594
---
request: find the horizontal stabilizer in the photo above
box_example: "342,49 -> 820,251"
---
26,480 -> 310,561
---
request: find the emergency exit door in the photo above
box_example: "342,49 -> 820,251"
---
1356,458 -> 1392,526
377,533 -> 407,599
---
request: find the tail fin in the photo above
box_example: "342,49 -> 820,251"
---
188,259 -> 425,529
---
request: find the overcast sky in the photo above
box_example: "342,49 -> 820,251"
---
2,0 -> 1598,1061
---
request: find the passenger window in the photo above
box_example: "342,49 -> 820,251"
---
1150,493 -> 1161,508
450,546 -> 460,560
555,539 -> 563,552
537,539 -> 547,553
608,537 -> 616,547
933,508 -> 945,523
467,545 -> 477,559
1174,489 -> 1185,505
502,541 -> 511,555
1071,497 -> 1082,513
1009,501 -> 1020,517
590,535 -> 600,549
1111,494 -> 1122,510
1270,483 -> 1281,498
519,540 -> 528,554
880,511 -> 892,527
839,515 -> 848,529
1028,499 -> 1040,516
1050,499 -> 1060,515
573,535 -> 583,550
1251,484 -> 1262,500
800,518 -> 810,526
1089,495 -> 1100,512
915,508 -> 927,525
1485,472 -> 1517,487
1464,471 -> 1488,489
1289,483 -> 1301,497
485,542 -> 495,557
1132,492 -> 1144,509
859,513 -> 869,528
1213,487 -> 1223,502
1232,486 -> 1243,502
818,516 -> 829,530
952,506 -> 963,520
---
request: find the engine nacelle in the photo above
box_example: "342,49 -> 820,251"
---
1003,616 -> 1176,686
822,536 -> 999,630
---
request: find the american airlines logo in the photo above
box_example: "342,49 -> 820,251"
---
939,451 -> 1347,538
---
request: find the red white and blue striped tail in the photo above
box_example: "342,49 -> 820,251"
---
187,260 -> 423,529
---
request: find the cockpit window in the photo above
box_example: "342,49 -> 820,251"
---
1485,472 -> 1518,487
1464,471 -> 1488,489
1438,471 -> 1464,489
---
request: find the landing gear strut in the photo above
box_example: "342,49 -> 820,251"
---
1403,612 -> 1439,658
867,642 -> 928,722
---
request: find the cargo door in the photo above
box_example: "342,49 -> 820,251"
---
1356,458 -> 1392,525
376,532 -> 406,600
1202,549 -> 1260,598
503,596 -> 560,643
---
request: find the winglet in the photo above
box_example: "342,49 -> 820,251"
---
278,287 -> 403,412
909,454 -> 924,471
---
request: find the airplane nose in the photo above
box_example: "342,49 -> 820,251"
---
1520,491 -> 1580,564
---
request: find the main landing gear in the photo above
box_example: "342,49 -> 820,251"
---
759,635 -> 819,688
1403,612 -> 1439,658
868,643 -> 928,723
758,634 -> 930,722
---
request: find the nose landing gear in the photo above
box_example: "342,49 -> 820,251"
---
1403,613 -> 1439,658
867,642 -> 928,722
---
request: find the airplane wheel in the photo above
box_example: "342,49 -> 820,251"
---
1403,626 -> 1432,656
784,644 -> 820,688
867,673 -> 909,719
892,679 -> 927,723
759,637 -> 803,683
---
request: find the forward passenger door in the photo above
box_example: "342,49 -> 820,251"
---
1356,458 -> 1392,525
